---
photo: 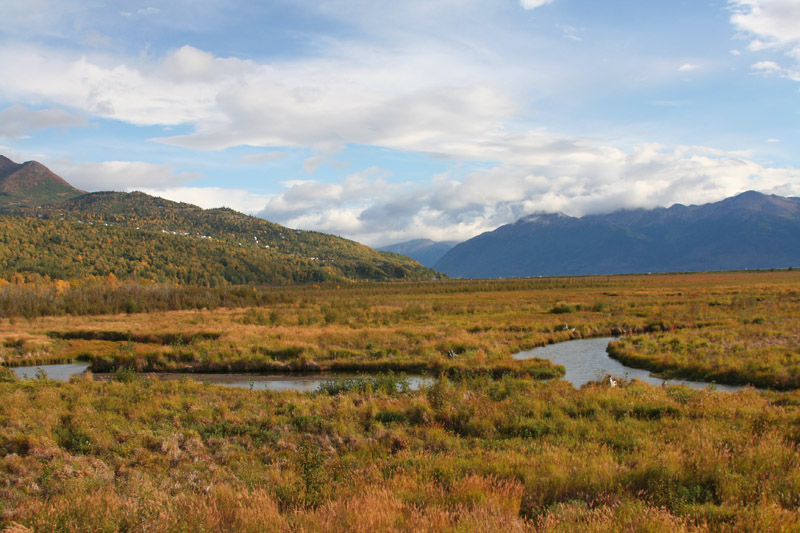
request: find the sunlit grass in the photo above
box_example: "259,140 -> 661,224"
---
1,375 -> 799,530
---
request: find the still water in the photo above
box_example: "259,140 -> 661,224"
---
10,338 -> 744,391
10,363 -> 432,392
513,337 -> 743,392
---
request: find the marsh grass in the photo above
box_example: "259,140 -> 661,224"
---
1,376 -> 800,530
3,271 -> 799,386
2,271 -> 800,529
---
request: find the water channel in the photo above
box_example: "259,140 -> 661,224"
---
10,363 -> 432,392
10,337 -> 744,392
513,337 -> 743,392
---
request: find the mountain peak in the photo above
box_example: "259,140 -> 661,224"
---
720,190 -> 798,216
0,155 -> 85,208
435,192 -> 800,278
0,155 -> 16,169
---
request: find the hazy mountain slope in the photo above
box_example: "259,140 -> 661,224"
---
0,157 -> 439,285
0,156 -> 85,208
378,239 -> 459,267
434,191 -> 800,278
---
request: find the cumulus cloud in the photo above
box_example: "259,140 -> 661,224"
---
50,160 -> 202,191
162,45 -> 255,82
0,45 -> 233,126
0,104 -> 87,138
751,59 -> 800,80
730,0 -> 800,48
258,139 -> 800,245
0,42 -> 516,153
730,0 -> 800,78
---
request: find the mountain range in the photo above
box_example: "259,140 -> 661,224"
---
0,156 -> 437,285
433,191 -> 800,278
5,154 -> 798,283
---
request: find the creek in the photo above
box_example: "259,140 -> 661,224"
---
10,338 -> 744,391
513,337 -> 743,391
10,363 -> 432,391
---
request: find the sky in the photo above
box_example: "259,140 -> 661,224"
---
1,0 -> 799,246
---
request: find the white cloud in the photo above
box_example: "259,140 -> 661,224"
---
730,0 -> 800,76
0,104 -> 87,138
280,179 -> 317,188
133,186 -> 272,213
0,42 -> 517,153
678,63 -> 700,71
519,0 -> 555,9
751,59 -> 800,80
257,139 -> 800,245
730,0 -> 800,47
162,45 -> 256,82
49,160 -> 202,191
0,45 -> 234,126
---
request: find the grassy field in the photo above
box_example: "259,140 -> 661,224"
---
2,270 -> 800,530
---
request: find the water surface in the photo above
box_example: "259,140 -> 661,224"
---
12,363 -> 90,381
10,339 -> 746,392
513,337 -> 743,391
94,372 -> 434,392
10,363 -> 432,392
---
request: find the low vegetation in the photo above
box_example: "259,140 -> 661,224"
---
2,270 -> 800,530
1,374 -> 799,530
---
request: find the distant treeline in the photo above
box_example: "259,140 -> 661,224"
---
0,274 -> 670,319
0,278 -> 301,318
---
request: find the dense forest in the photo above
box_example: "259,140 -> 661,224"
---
0,191 -> 438,285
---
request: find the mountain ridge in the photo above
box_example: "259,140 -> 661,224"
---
0,156 -> 439,285
434,191 -> 800,278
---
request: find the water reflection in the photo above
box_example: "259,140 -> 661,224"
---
10,339 -> 746,392
513,337 -> 743,391
11,363 -> 90,381
9,363 -> 432,392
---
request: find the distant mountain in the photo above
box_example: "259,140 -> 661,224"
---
434,191 -> 800,278
378,239 -> 459,267
0,157 -> 439,285
0,156 -> 84,208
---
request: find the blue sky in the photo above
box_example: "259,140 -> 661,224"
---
1,0 -> 799,245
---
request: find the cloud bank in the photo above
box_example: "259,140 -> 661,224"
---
260,141 -> 800,246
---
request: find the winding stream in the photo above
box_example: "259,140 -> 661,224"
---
513,337 -> 743,392
10,364 -> 432,392
10,338 -> 744,391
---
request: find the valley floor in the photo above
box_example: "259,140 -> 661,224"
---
1,271 -> 799,530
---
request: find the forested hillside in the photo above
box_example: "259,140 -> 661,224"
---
0,164 -> 439,285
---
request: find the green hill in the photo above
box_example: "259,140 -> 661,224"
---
0,160 -> 440,285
